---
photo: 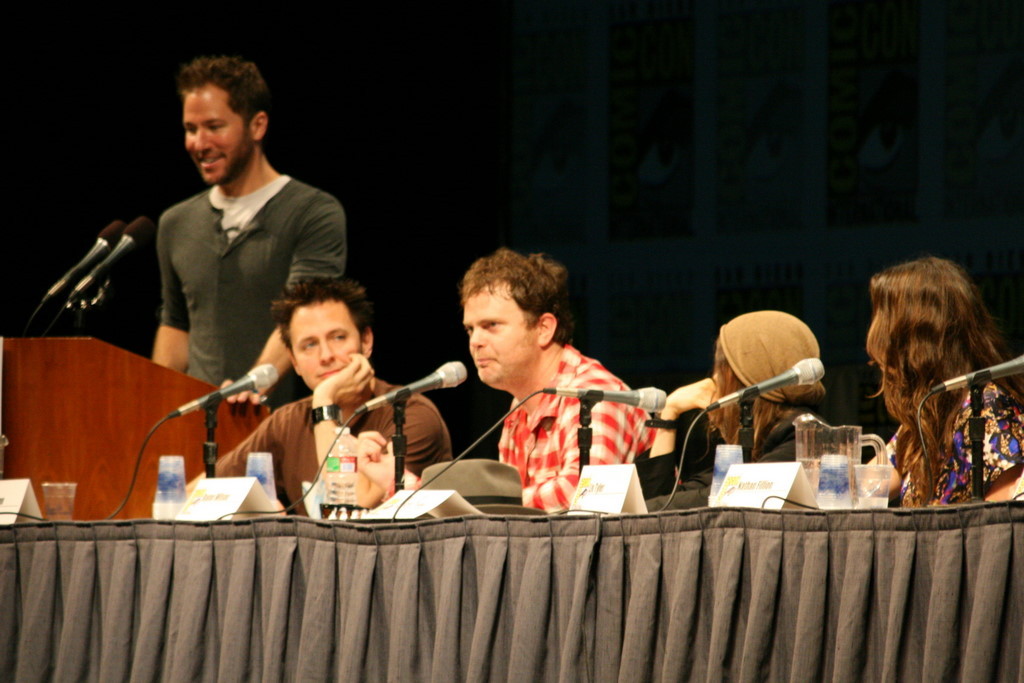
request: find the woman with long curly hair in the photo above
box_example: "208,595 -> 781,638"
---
866,256 -> 1024,506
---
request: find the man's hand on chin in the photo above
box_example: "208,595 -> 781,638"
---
312,353 -> 375,409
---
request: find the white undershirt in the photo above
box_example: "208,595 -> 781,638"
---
209,175 -> 291,242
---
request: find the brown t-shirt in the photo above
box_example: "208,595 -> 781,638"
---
216,380 -> 452,511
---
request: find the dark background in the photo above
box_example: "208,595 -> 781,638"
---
4,4 -> 1022,455
2,7 -> 509,452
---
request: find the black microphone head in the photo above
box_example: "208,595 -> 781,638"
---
98,219 -> 127,244
42,219 -> 127,301
122,216 -> 156,248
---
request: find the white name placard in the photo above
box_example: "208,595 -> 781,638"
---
362,489 -> 480,520
1013,473 -> 1024,501
0,479 -> 43,524
713,462 -> 818,510
570,464 -> 647,514
176,477 -> 276,521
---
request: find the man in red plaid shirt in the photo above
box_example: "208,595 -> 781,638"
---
460,249 -> 654,512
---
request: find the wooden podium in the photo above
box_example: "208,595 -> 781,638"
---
1,338 -> 267,520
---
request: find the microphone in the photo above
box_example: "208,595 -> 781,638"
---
542,386 -> 667,412
68,216 -> 156,299
170,364 -> 279,417
706,358 -> 825,411
44,220 -> 127,301
355,361 -> 467,415
930,355 -> 1024,394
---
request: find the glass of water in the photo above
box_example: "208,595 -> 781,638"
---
854,464 -> 893,509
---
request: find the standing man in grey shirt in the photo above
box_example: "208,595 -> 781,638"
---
152,56 -> 347,404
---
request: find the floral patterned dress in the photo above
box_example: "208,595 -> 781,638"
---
888,382 -> 1024,504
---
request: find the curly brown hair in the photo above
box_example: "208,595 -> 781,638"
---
866,256 -> 1024,506
458,248 -> 574,345
271,278 -> 374,349
176,55 -> 271,122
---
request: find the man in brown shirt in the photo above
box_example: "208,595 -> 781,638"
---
215,278 -> 452,512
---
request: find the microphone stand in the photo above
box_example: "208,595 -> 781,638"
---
392,398 -> 408,491
969,383 -> 985,501
204,402 -> 220,479
739,399 -> 755,463
64,278 -> 113,334
577,398 -> 597,470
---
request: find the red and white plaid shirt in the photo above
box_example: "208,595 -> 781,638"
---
498,345 -> 654,512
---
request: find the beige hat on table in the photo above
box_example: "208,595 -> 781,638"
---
420,459 -> 547,515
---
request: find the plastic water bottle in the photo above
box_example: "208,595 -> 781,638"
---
324,428 -> 359,508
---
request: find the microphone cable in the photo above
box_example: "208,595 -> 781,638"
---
386,390 -> 545,520
656,407 -> 710,512
104,413 -> 175,520
0,511 -> 47,522
213,412 -> 360,521
39,277 -> 112,337
219,370 -> 472,521
914,391 -> 935,506
23,298 -> 54,337
24,220 -> 127,336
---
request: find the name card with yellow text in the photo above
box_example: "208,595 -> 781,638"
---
177,477 -> 276,521
570,464 -> 647,514
713,463 -> 818,510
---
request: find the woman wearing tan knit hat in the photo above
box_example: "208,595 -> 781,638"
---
639,310 -> 826,510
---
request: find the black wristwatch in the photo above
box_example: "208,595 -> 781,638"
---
311,404 -> 340,426
645,417 -> 678,430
